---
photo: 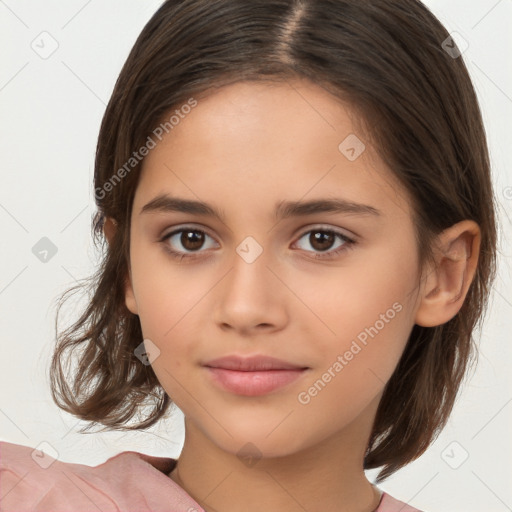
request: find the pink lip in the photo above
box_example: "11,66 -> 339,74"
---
203,355 -> 309,396
204,355 -> 306,371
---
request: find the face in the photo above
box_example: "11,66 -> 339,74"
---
124,79 -> 424,459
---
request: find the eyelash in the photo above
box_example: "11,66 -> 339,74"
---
159,225 -> 356,262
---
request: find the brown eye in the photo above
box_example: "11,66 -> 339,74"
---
161,227 -> 218,260
179,230 -> 206,251
293,227 -> 355,260
308,231 -> 336,252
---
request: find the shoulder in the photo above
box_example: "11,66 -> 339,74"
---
0,441 -> 203,512
376,490 -> 425,512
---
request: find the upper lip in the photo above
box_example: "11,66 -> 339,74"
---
203,355 -> 307,371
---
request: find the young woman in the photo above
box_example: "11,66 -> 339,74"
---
0,1 -> 497,510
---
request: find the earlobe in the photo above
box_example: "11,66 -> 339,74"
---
103,216 -> 139,315
414,220 -> 481,327
124,270 -> 139,315
103,216 -> 117,244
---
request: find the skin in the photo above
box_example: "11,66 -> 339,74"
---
104,78 -> 480,512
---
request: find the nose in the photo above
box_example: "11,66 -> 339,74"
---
212,242 -> 289,336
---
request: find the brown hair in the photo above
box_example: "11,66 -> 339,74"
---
49,0 -> 498,482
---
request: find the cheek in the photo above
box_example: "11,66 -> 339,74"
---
130,239 -> 204,336
310,244 -> 419,381
129,249 -> 221,397
295,299 -> 413,440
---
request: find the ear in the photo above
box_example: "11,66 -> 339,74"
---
414,220 -> 481,327
124,270 -> 139,315
103,216 -> 139,315
103,216 -> 117,244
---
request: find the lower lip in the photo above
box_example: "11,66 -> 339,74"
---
205,367 -> 307,396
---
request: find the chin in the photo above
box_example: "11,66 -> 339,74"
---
206,425 -> 310,462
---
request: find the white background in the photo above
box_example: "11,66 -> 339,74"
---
0,1 -> 511,511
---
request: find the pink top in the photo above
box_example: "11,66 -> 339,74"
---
0,441 -> 422,511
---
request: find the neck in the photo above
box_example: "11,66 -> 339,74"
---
168,398 -> 382,512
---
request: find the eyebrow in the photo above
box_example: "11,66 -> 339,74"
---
140,194 -> 381,221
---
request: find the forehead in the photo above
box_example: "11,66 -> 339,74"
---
133,79 -> 412,222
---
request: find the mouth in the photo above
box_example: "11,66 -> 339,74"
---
203,355 -> 309,396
